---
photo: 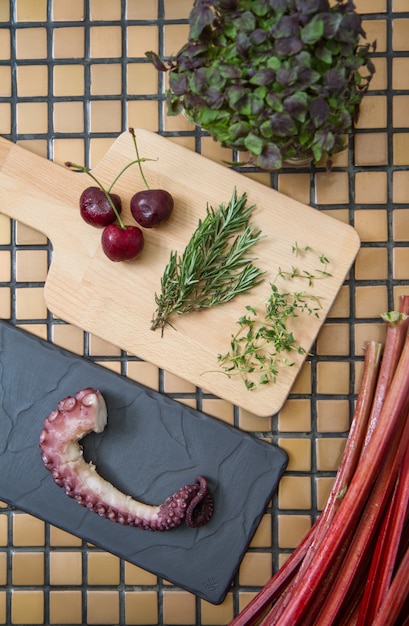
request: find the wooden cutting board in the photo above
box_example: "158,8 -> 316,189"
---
0,130 -> 360,416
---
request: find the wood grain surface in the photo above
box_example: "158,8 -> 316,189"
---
0,130 -> 360,416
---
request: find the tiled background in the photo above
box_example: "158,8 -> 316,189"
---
0,0 -> 409,624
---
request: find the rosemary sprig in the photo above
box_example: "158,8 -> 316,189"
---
217,245 -> 332,390
151,189 -> 265,333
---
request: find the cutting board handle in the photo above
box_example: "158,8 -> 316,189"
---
0,137 -> 86,240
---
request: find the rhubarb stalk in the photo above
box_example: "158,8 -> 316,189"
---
231,303 -> 409,626
268,331 -> 409,625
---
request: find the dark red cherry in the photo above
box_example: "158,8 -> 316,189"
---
80,187 -> 122,228
130,189 -> 174,228
101,224 -> 144,262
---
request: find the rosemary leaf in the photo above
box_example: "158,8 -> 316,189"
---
151,189 -> 265,333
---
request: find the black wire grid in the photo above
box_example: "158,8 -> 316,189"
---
0,1 -> 408,624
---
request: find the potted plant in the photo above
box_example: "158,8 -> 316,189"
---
146,0 -> 375,171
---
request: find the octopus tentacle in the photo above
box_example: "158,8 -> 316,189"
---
39,388 -> 214,531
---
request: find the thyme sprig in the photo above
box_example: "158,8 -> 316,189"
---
151,189 -> 265,334
217,245 -> 332,390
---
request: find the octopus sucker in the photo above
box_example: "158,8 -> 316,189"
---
39,388 -> 214,531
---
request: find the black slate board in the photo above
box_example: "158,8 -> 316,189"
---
0,321 -> 287,604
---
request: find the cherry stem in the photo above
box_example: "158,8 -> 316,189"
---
129,127 -> 151,190
107,158 -> 153,193
65,161 -> 126,229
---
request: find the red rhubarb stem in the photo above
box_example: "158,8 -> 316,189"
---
261,341 -> 381,624
362,309 -> 409,451
314,401 -> 409,625
358,416 -> 409,624
270,331 -> 409,625
229,524 -> 318,626
372,541 -> 409,626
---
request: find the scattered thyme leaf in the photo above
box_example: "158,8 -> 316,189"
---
217,244 -> 332,390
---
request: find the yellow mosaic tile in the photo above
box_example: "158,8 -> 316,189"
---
0,2 -> 9,20
316,361 -> 350,395
17,102 -> 48,135
278,515 -> 311,549
0,553 -> 6,586
355,247 -> 388,280
49,551 -> 82,586
356,96 -> 387,130
355,171 -> 388,205
237,408 -> 272,432
127,100 -> 159,132
327,285 -> 350,318
393,95 -> 409,127
52,0 -> 84,21
354,323 -> 386,357
11,590 -> 44,625
164,24 -> 190,56
127,63 -> 158,95
0,103 -> 11,134
12,552 -> 44,586
393,208 -> 409,241
0,516 -> 7,546
278,399 -> 311,433
86,590 -> 120,625
54,101 -> 84,133
125,591 -> 159,625
278,476 -> 311,510
49,590 -> 82,625
249,515 -> 272,548
90,0 -> 121,21
126,360 -> 159,390
354,209 -> 388,242
124,562 -> 157,585
0,215 -> 10,244
355,285 -> 389,319
393,171 -> 409,203
16,139 -> 48,158
16,250 -> 48,282
162,590 -> 196,625
49,525 -> 82,547
367,57 -> 387,91
278,438 -> 311,472
354,132 -> 388,166
316,438 -> 346,472
316,399 -> 350,433
316,323 -> 350,356
201,594 -> 234,625
53,65 -> 84,97
15,287 -> 47,320
51,323 -> 84,354
15,27 -> 47,59
0,288 -> 11,319
277,173 -> 311,205
12,514 -> 45,547
53,27 -> 85,59
87,552 -> 120,585
392,57 -> 409,90
239,552 -> 272,587
201,398 -> 235,425
0,252 -> 10,282
315,172 -> 349,205
127,0 -> 159,20
394,247 -> 409,280
15,0 -> 47,21
316,476 -> 336,511
15,222 -> 47,245
53,138 -> 85,167
16,65 -> 48,97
